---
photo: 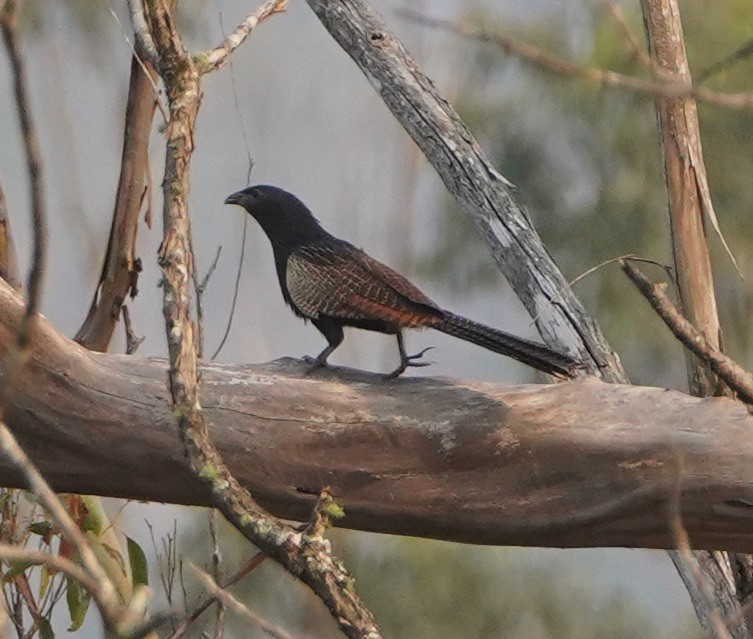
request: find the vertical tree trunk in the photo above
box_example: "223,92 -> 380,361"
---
640,0 -> 750,636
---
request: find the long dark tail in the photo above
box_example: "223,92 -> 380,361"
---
435,312 -> 579,377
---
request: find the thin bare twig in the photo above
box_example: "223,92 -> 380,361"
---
209,509 -> 225,639
398,10 -> 753,110
195,0 -> 288,74
0,0 -> 45,356
697,39 -> 753,84
0,544 -> 112,622
192,244 -> 222,359
211,216 -> 247,360
165,552 -> 266,639
529,253 -> 670,326
105,1 -> 168,124
210,20 -> 254,361
594,0 -> 652,68
620,260 -> 753,404
123,305 -> 145,354
189,565 -> 296,639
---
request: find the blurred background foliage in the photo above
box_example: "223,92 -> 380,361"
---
3,0 -> 752,636
174,514 -> 696,639
427,0 -> 753,388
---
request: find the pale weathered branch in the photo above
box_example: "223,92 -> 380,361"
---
0,281 -> 751,551
641,0 -> 729,398
621,261 -> 753,405
305,0 -> 616,379
195,0 -> 288,74
127,0 -> 160,69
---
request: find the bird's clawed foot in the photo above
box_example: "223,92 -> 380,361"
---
385,346 -> 436,379
302,354 -> 328,376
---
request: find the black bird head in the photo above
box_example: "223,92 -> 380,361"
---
224,185 -> 329,252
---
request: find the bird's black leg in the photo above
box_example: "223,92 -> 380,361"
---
307,318 -> 344,373
386,331 -> 434,379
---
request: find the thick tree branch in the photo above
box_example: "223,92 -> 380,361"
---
0,281 -> 751,551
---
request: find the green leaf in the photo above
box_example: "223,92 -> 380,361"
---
3,560 -> 33,581
37,617 -> 55,639
127,537 -> 149,587
38,565 -> 50,599
65,575 -> 91,631
78,496 -> 105,534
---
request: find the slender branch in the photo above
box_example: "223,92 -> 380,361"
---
595,0 -> 652,68
195,0 -> 288,74
211,216 -> 246,360
75,55 -> 155,352
165,552 -> 265,639
127,0 -> 160,68
190,565 -> 296,639
697,39 -> 753,84
208,509 -> 225,639
0,0 -> 45,355
123,305 -> 145,354
0,544 -> 114,624
620,261 -> 753,405
399,10 -> 753,110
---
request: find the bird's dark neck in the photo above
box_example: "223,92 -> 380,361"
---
252,202 -> 331,261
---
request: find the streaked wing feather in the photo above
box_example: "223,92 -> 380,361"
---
286,240 -> 441,326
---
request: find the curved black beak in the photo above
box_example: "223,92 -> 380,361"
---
224,191 -> 243,206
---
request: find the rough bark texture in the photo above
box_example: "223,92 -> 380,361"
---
641,0 -> 723,397
641,1 -> 750,636
305,0 -> 619,380
0,281 -> 752,551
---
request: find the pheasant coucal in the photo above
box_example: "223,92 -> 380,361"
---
224,185 -> 580,379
